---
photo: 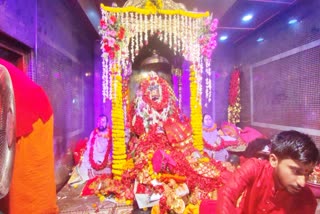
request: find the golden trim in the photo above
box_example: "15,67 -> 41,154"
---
100,4 -> 209,18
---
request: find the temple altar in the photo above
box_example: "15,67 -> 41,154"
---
59,0 -> 227,213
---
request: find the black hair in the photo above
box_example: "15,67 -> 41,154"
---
227,154 -> 240,167
271,130 -> 319,164
244,138 -> 271,159
98,114 -> 108,122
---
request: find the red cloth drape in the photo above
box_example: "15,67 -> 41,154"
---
0,58 -> 52,137
0,59 -> 58,213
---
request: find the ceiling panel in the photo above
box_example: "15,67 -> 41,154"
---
79,0 -> 301,44
219,1 -> 293,28
247,0 -> 296,3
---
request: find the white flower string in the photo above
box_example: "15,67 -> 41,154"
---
158,14 -> 163,41
204,57 -> 212,107
144,14 -> 148,45
173,15 -> 177,55
150,14 -> 154,36
139,13 -> 143,48
168,14 -> 172,51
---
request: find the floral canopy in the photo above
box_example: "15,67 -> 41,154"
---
99,0 -> 218,179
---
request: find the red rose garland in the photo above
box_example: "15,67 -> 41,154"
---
89,129 -> 112,171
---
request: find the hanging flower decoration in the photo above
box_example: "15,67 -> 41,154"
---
229,69 -> 240,105
100,15 -> 126,60
199,16 -> 218,59
228,69 -> 241,124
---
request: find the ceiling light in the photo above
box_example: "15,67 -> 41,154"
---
219,35 -> 228,41
242,14 -> 253,22
288,18 -> 298,25
257,37 -> 264,42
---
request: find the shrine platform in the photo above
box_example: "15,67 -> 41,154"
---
56,183 -> 320,214
57,183 -> 134,214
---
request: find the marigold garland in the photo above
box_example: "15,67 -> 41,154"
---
111,64 -> 127,179
190,65 -> 203,151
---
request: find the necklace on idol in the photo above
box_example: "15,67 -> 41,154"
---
89,128 -> 111,171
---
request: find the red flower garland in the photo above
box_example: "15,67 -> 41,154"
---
203,137 -> 240,151
228,69 -> 240,106
203,138 -> 225,151
89,129 -> 112,171
73,138 -> 88,165
131,115 -> 145,136
167,150 -> 225,193
140,76 -> 170,111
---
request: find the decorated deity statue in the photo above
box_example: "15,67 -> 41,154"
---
127,72 -> 194,155
82,73 -> 227,214
125,72 -> 226,213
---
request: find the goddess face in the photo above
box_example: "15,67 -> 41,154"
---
139,73 -> 170,111
149,84 -> 161,102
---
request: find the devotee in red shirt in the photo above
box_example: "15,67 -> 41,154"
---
216,130 -> 318,214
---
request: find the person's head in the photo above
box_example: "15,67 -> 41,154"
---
202,114 -> 213,128
269,130 -> 319,194
244,138 -> 271,160
97,114 -> 108,132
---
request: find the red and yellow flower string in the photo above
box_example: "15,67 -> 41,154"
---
190,65 -> 203,151
111,64 -> 127,180
228,69 -> 241,124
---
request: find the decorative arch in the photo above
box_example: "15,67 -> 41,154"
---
99,0 -> 218,178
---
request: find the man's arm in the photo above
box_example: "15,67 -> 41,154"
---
216,158 -> 260,213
